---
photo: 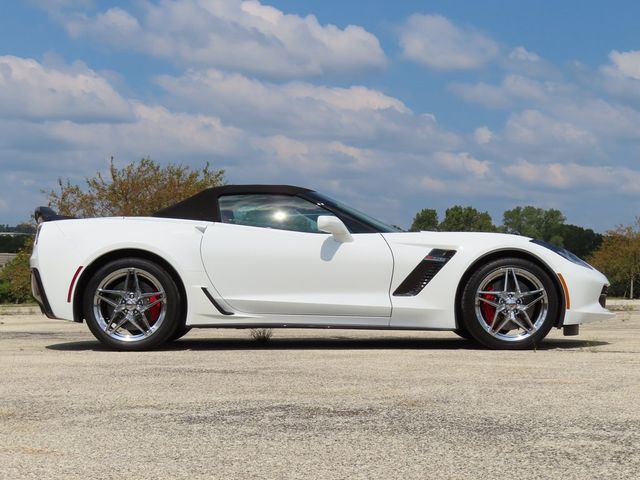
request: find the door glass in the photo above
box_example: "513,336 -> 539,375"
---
218,194 -> 336,233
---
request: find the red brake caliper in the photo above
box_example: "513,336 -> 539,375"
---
481,285 -> 496,325
147,295 -> 161,324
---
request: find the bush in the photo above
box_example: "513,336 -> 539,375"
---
0,278 -> 11,303
0,238 -> 34,304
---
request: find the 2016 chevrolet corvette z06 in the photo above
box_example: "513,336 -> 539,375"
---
30,185 -> 613,351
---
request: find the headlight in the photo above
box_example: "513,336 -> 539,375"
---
530,239 -> 593,269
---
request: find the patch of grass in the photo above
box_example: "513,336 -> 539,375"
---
250,328 -> 273,342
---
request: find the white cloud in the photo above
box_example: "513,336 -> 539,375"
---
0,56 -> 132,122
45,103 -> 247,158
508,47 -> 540,63
155,68 -> 459,152
474,126 -> 495,145
450,75 -> 555,108
59,0 -> 386,78
504,110 -> 596,147
607,50 -> 640,80
399,14 -> 499,70
157,68 -> 408,114
419,176 -> 447,193
503,160 -> 640,194
434,151 -> 490,178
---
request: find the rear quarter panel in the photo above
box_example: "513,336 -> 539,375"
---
31,217 -> 212,322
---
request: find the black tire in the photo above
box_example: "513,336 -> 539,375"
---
168,326 -> 191,342
453,327 -> 473,341
460,257 -> 560,350
83,257 -> 181,351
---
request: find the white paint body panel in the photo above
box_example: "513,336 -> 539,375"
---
201,223 -> 393,317
31,217 -> 614,330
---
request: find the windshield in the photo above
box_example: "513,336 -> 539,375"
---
309,193 -> 403,233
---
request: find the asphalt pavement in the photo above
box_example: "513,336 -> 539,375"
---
1,309 -> 639,479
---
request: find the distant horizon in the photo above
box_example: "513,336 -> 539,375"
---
1,1 -> 639,231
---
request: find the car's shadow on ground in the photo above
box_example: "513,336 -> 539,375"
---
46,336 -> 609,352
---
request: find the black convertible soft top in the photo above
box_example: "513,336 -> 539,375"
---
152,184 -> 312,222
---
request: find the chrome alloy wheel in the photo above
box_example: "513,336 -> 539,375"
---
474,267 -> 548,342
93,267 -> 167,342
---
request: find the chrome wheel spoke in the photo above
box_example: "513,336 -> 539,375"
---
136,313 -> 152,334
97,288 -> 127,297
520,310 -> 536,331
133,270 -> 142,295
123,269 -> 133,292
489,312 -> 510,335
510,314 -> 528,332
503,269 -> 509,291
478,296 -> 499,308
139,291 -> 165,300
525,292 -> 546,310
96,293 -> 120,308
140,298 -> 164,313
106,312 -> 128,334
126,314 -> 146,335
521,288 -> 545,297
512,269 -> 522,294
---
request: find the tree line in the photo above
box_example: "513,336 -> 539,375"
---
0,158 -> 638,302
410,205 -> 603,260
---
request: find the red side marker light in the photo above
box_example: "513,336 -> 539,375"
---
67,266 -> 83,303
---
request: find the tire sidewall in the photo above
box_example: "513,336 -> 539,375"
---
83,257 -> 181,351
461,257 -> 560,350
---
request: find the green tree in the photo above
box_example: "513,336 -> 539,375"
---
14,223 -> 36,234
559,224 -> 603,259
410,208 -> 439,232
502,206 -> 566,245
439,206 -> 496,232
0,235 -> 30,253
46,158 -> 225,217
589,220 -> 640,298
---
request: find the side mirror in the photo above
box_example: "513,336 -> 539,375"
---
317,216 -> 353,243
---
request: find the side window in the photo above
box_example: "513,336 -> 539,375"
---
218,194 -> 336,233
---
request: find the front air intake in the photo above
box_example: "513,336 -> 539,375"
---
393,249 -> 456,297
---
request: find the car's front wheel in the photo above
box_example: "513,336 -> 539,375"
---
461,257 -> 560,349
83,258 -> 181,351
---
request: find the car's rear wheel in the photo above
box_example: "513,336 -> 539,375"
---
461,257 -> 560,349
83,258 -> 181,351
453,326 -> 473,341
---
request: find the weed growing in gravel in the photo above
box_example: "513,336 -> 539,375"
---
250,328 -> 273,342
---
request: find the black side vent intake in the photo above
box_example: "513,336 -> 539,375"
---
599,285 -> 608,309
393,249 -> 456,297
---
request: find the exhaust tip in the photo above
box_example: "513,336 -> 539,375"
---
563,325 -> 579,336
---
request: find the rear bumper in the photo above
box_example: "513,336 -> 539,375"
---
31,268 -> 56,319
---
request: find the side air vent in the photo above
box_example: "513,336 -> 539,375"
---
393,249 -> 456,297
599,285 -> 608,308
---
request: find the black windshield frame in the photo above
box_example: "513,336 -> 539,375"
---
301,192 -> 400,234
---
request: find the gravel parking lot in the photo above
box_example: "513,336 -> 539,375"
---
1,309 -> 639,479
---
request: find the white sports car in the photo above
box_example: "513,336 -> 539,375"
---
30,185 -> 613,351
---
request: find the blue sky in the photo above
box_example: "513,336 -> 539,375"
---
1,0 -> 640,231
